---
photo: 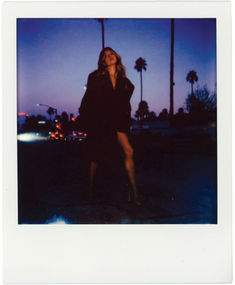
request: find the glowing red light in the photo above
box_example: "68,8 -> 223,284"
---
18,112 -> 25,116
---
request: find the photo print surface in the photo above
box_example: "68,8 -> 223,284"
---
17,18 -> 217,224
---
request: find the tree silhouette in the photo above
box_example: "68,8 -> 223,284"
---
171,107 -> 188,129
135,100 -> 149,125
134,57 -> 147,102
177,107 -> 184,115
55,114 -> 62,122
61,111 -> 69,136
61,111 -> 69,123
186,86 -> 216,114
186,70 -> 198,96
185,86 -> 216,124
47,107 -> 55,122
158,108 -> 169,121
148,111 -> 157,122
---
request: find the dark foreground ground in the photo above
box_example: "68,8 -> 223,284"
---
18,133 -> 217,224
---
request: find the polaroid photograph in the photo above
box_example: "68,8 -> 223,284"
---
2,0 -> 232,283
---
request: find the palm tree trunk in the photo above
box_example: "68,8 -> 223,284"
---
169,18 -> 175,118
140,70 -> 143,102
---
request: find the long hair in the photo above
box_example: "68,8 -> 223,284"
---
97,47 -> 126,78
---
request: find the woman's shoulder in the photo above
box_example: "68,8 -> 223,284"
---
88,70 -> 98,80
88,70 -> 109,82
86,70 -> 100,87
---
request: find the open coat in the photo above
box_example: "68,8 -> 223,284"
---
79,70 -> 135,161
79,70 -> 135,136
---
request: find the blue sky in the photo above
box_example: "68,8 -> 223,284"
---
17,18 -> 216,118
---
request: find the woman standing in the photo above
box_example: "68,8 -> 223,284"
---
79,47 -> 141,205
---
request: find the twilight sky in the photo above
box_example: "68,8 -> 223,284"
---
17,18 -> 216,118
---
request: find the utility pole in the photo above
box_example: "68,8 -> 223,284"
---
170,18 -> 175,118
98,18 -> 105,49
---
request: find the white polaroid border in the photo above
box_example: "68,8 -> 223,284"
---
2,1 -> 232,283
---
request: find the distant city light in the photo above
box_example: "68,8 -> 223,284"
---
38,120 -> 46,124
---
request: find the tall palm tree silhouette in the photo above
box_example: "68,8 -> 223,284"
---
186,70 -> 199,95
98,18 -> 105,49
134,57 -> 147,102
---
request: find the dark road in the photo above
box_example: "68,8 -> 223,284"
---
18,134 -> 217,224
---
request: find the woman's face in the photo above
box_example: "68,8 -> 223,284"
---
104,50 -> 117,67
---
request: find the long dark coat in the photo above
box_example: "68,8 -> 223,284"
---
79,70 -> 135,162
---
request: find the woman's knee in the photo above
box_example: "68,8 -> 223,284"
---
125,146 -> 134,158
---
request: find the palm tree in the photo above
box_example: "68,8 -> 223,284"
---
186,70 -> 199,96
47,107 -> 55,122
98,18 -> 105,49
135,100 -> 149,126
134,58 -> 147,102
138,100 -> 149,120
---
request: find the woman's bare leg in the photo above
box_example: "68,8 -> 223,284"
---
117,132 -> 141,205
89,160 -> 98,200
